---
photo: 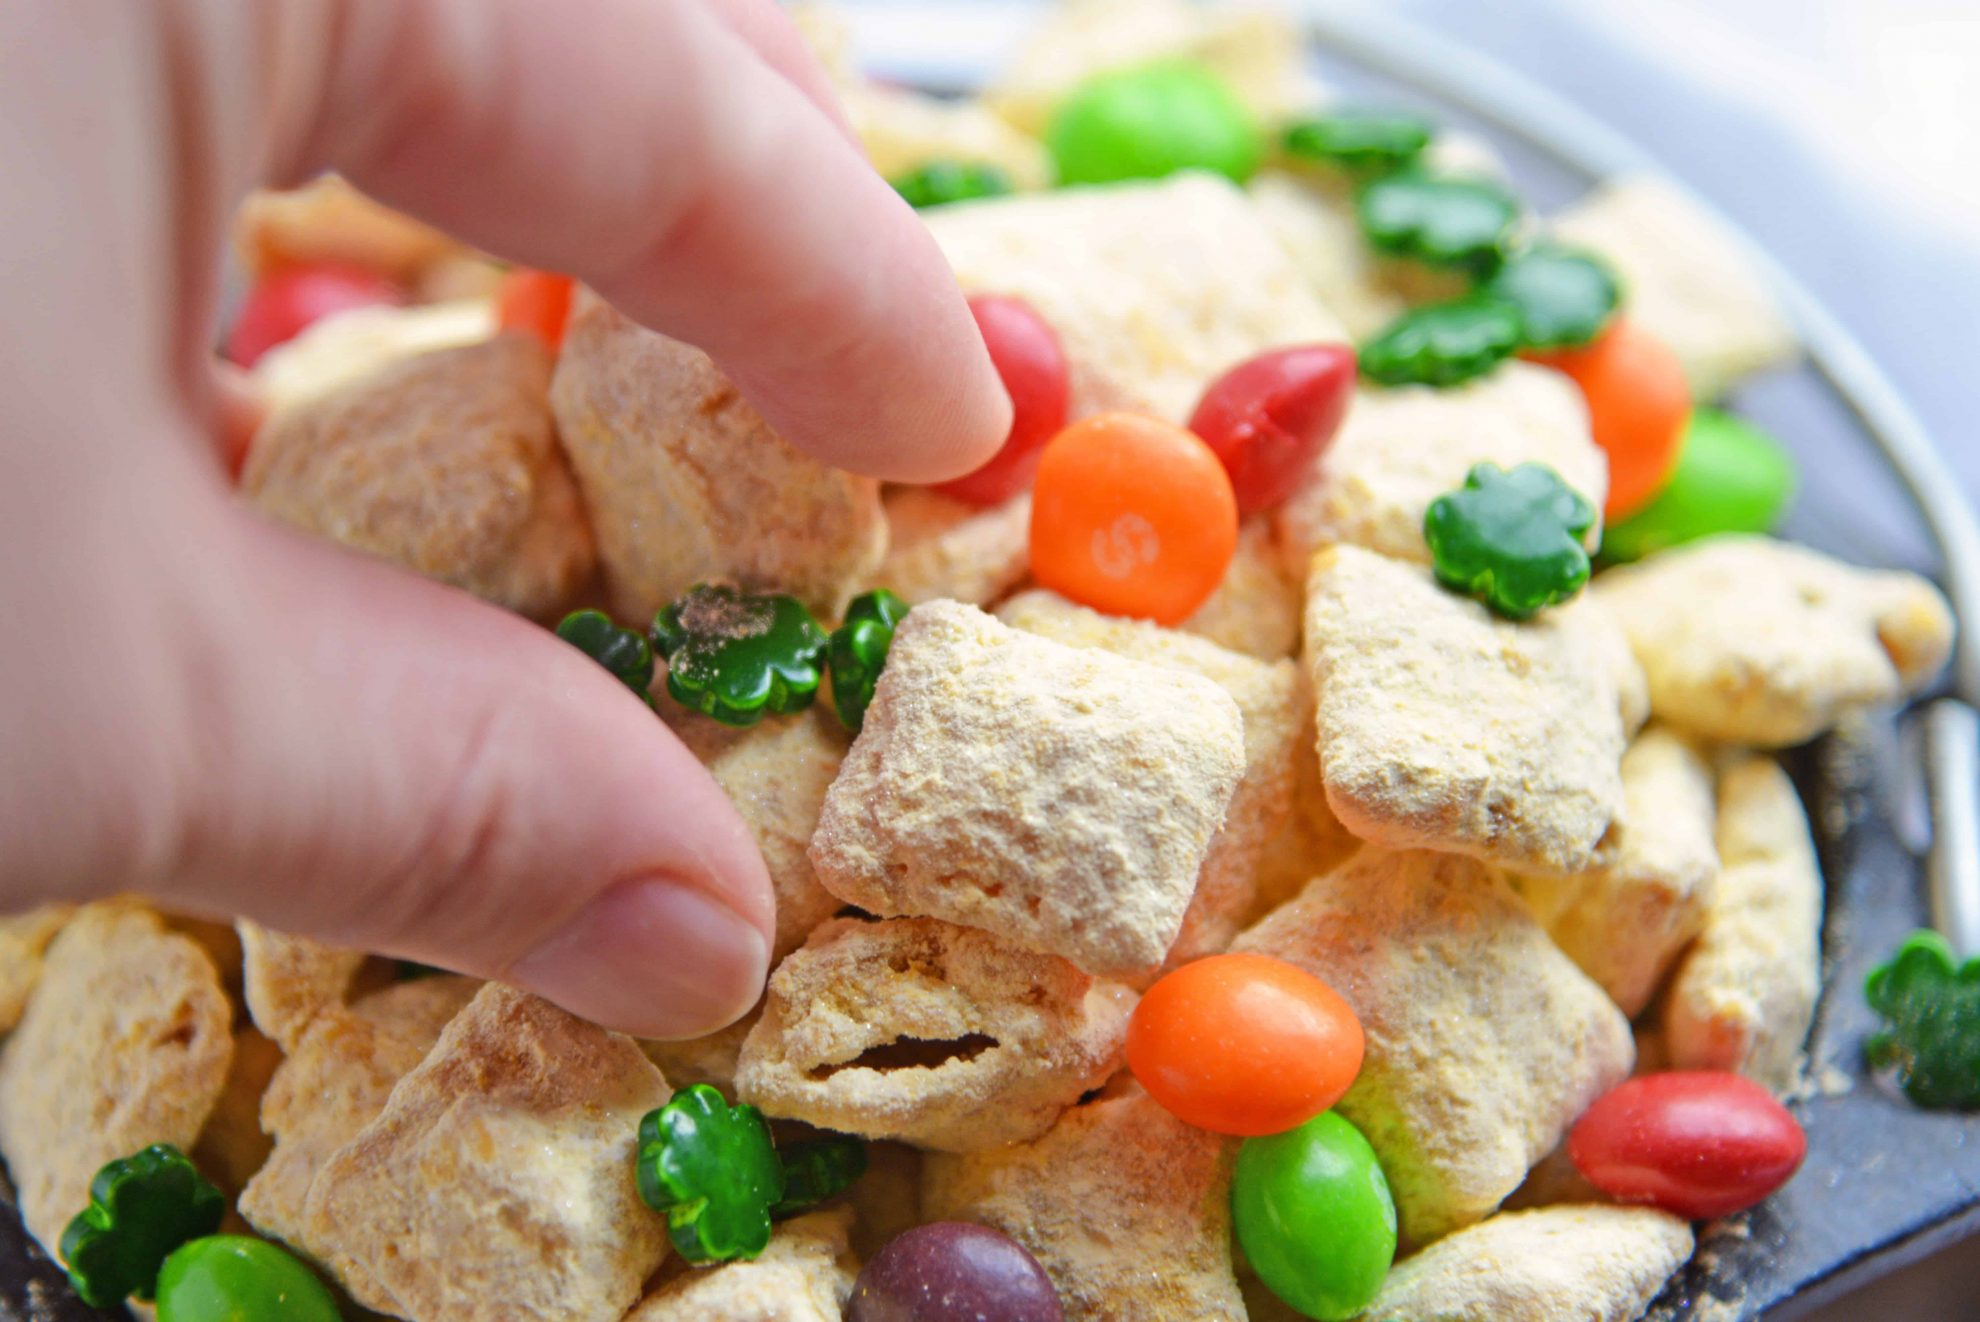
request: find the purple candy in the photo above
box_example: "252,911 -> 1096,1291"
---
847,1222 -> 1064,1322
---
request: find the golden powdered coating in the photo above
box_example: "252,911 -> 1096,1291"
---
1276,364 -> 1606,572
924,175 -> 1344,424
1551,175 -> 1797,401
627,1207 -> 858,1322
878,488 -> 1033,608
192,1026 -> 283,1198
299,984 -> 671,1322
850,82 -> 1052,189
1360,1205 -> 1694,1322
1595,535 -> 1955,748
1304,547 -> 1630,876
736,918 -> 1132,1153
237,921 -> 369,1052
0,903 -> 234,1251
641,1005 -> 760,1099
1235,850 -> 1634,1246
1250,716 -> 1363,922
811,600 -> 1246,976
1665,755 -> 1823,1093
1181,518 -> 1303,661
235,176 -> 460,282
923,1085 -> 1245,1322
550,297 -> 885,621
993,589 -> 1301,975
0,905 -> 71,1033
1248,172 -> 1406,341
245,335 -> 593,619
1513,726 -> 1719,1016
251,299 -> 495,418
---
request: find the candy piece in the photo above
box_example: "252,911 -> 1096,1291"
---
1570,1072 -> 1805,1219
889,160 -> 1014,209
637,1085 -> 785,1264
1357,172 -> 1521,275
495,269 -> 575,353
1359,296 -> 1523,388
1529,317 -> 1690,520
1128,953 -> 1362,1137
626,1208 -> 859,1321
155,1235 -> 340,1322
1601,408 -> 1795,563
1865,930 -> 1980,1111
58,1145 -> 225,1307
1485,244 -> 1621,350
557,609 -> 657,701
1283,107 -> 1434,175
1030,412 -> 1239,626
1234,1111 -> 1396,1321
653,585 -> 830,727
828,590 -> 909,735
933,295 -> 1070,507
878,489 -> 1034,608
772,1137 -> 868,1220
1187,345 -> 1356,516
848,1223 -> 1064,1322
226,262 -> 402,367
1425,462 -> 1596,620
1047,60 -> 1261,186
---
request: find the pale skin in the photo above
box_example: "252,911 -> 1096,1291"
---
0,1 -> 1010,1038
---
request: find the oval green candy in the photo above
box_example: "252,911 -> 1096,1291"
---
1047,60 -> 1261,186
1600,409 -> 1795,563
155,1237 -> 341,1322
1233,1111 -> 1397,1322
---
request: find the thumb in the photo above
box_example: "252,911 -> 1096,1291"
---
170,507 -> 775,1040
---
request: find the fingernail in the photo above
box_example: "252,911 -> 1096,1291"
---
509,877 -> 770,1039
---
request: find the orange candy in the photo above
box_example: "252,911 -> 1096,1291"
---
1127,953 -> 1364,1138
1528,317 -> 1691,521
496,269 -> 577,353
1028,412 -> 1239,625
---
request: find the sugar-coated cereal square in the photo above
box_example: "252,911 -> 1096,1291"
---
192,1026 -> 283,1198
878,488 -> 1033,608
250,300 -> 495,418
1179,518 -> 1303,661
237,921 -> 369,1052
626,1207 -> 858,1321
0,905 -> 71,1034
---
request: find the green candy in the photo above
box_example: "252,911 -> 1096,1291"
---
829,589 -> 910,734
1357,171 -> 1521,276
1865,930 -> 1980,1111
1600,409 -> 1795,563
1426,462 -> 1596,620
556,609 -> 656,701
1283,107 -> 1434,176
771,1135 -> 869,1219
651,585 -> 829,727
1233,1112 -> 1397,1322
889,160 -> 1014,210
155,1237 -> 341,1322
1359,295 -> 1522,389
1485,244 -> 1621,350
1047,60 -> 1262,186
60,1144 -> 226,1307
636,1084 -> 786,1262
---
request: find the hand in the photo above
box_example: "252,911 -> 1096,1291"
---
0,0 -> 1009,1038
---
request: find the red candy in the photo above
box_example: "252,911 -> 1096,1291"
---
934,295 -> 1070,506
496,269 -> 577,354
1187,344 -> 1356,515
1569,1072 -> 1806,1220
225,262 -> 402,367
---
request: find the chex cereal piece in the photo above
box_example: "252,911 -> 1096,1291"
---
924,175 -> 1344,424
810,599 -> 1246,975
1664,756 -> 1823,1093
192,1026 -> 283,1197
239,976 -> 477,1290
850,83 -> 1052,189
300,984 -> 670,1322
551,297 -> 886,620
1358,1205 -> 1693,1322
923,1084 -> 1246,1322
1235,850 -> 1634,1245
236,176 -> 460,283
1304,546 -> 1630,876
0,903 -> 234,1250
245,335 -> 593,619
1513,726 -> 1718,1016
641,1008 -> 760,1100
1277,364 -> 1606,572
879,487 -> 1033,608
251,299 -> 495,418
1249,172 -> 1406,340
994,589 -> 1300,972
1250,720 -> 1363,922
736,918 -> 1132,1153
627,1207 -> 858,1321
0,904 -> 71,1033
1595,535 -> 1954,748
237,920 -> 369,1052
1179,518 -> 1303,660
1551,174 -> 1797,400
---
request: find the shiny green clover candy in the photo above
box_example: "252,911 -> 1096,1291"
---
1600,409 -> 1796,564
556,609 -> 656,702
60,1144 -> 226,1307
1359,295 -> 1522,389
1283,107 -> 1435,176
771,1135 -> 869,1219
636,1085 -> 786,1263
1866,930 -> 1980,1111
1047,60 -> 1261,187
1357,170 -> 1521,276
828,589 -> 910,734
889,160 -> 1014,210
1484,244 -> 1622,351
1233,1111 -> 1397,1322
1425,462 -> 1596,620
651,585 -> 828,728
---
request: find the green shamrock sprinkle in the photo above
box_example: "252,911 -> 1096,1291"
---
1283,107 -> 1435,175
829,590 -> 910,734
1359,295 -> 1523,388
59,1144 -> 226,1307
1866,930 -> 1980,1111
556,609 -> 656,701
889,161 -> 1014,210
636,1085 -> 786,1263
1357,171 -> 1522,275
1484,244 -> 1623,350
1424,463 -> 1596,620
651,585 -> 828,728
771,1136 -> 870,1219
